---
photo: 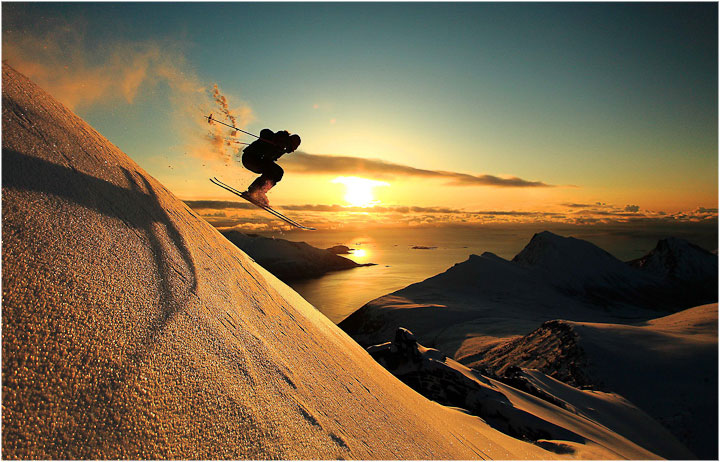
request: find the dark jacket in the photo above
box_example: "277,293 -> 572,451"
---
242,129 -> 286,162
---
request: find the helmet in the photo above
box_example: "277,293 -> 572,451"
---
274,130 -> 290,147
287,134 -> 301,152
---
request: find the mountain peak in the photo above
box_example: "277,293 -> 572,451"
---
510,231 -> 655,292
630,237 -> 718,282
512,231 -> 618,268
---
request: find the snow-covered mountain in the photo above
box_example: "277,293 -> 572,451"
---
629,237 -> 718,304
341,231 -> 716,357
367,326 -> 695,459
221,230 -> 374,281
513,231 -> 658,293
341,230 -> 717,459
630,236 -> 717,280
2,63 -> 569,459
480,305 -> 718,459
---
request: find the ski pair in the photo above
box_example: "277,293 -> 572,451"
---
210,177 -> 316,230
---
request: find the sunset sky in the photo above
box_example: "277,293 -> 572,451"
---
3,2 -> 717,230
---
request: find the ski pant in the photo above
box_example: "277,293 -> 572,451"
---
242,154 -> 284,191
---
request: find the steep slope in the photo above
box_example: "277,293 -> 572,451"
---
2,64 -> 560,459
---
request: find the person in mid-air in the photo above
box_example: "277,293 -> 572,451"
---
242,129 -> 301,207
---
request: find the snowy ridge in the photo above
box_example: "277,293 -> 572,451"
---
480,320 -> 592,389
366,327 -> 692,459
511,231 -> 658,293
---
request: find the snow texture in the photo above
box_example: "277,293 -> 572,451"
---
2,63 -> 563,460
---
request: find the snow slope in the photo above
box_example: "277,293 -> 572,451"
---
482,305 -> 718,458
1,63 -> 565,459
221,229 -> 373,281
367,328 -> 690,459
571,305 -> 717,459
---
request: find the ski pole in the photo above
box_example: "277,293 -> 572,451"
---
205,114 -> 276,146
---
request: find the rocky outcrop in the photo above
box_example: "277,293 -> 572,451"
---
221,230 -> 374,281
479,320 -> 593,389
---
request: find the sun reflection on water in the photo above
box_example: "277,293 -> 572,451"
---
351,248 -> 367,258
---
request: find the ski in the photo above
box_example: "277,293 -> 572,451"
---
210,177 -> 316,230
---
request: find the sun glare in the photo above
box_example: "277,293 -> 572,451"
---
332,176 -> 389,207
351,248 -> 367,258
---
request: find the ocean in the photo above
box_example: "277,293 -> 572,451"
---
257,224 -> 718,324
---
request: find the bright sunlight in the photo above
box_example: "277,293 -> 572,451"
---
331,176 -> 389,207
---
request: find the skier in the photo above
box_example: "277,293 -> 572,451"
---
241,129 -> 301,206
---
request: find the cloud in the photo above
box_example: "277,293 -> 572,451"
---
185,199 -> 717,232
281,152 -> 554,188
2,16 -> 253,164
184,200 -> 255,210
563,202 -> 647,215
561,202 -> 622,209
186,201 -> 568,217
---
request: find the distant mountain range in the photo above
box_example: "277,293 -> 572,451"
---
341,231 -> 717,357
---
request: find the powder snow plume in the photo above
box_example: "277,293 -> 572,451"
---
212,84 -> 238,129
2,18 -> 254,166
207,84 -> 255,163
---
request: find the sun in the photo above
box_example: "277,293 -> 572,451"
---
331,176 -> 389,207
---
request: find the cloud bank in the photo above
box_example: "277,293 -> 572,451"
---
185,199 -> 717,232
282,153 -> 553,188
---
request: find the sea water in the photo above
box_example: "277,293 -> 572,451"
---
259,225 -> 717,324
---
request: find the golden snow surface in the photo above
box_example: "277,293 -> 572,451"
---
1,63 -> 565,460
